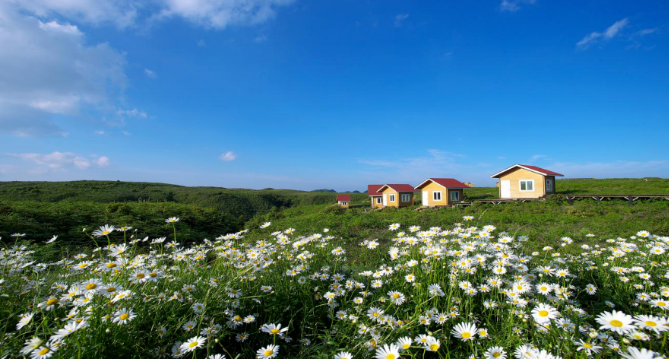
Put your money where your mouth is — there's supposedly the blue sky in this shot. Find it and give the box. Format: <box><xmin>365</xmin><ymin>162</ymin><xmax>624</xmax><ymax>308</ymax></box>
<box><xmin>1</xmin><ymin>0</ymin><xmax>668</xmax><ymax>191</ymax></box>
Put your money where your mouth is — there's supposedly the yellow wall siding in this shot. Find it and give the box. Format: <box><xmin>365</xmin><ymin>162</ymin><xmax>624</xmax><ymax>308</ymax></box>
<box><xmin>337</xmin><ymin>201</ymin><xmax>350</xmax><ymax>209</ymax></box>
<box><xmin>378</xmin><ymin>188</ymin><xmax>414</xmax><ymax>208</ymax></box>
<box><xmin>421</xmin><ymin>182</ymin><xmax>448</xmax><ymax>206</ymax></box>
<box><xmin>370</xmin><ymin>196</ymin><xmax>384</xmax><ymax>208</ymax></box>
<box><xmin>497</xmin><ymin>168</ymin><xmax>547</xmax><ymax>198</ymax></box>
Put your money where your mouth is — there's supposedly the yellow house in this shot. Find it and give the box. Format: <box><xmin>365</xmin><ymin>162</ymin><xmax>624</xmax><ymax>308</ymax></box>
<box><xmin>368</xmin><ymin>184</ymin><xmax>385</xmax><ymax>208</ymax></box>
<box><xmin>491</xmin><ymin>164</ymin><xmax>564</xmax><ymax>199</ymax></box>
<box><xmin>376</xmin><ymin>184</ymin><xmax>415</xmax><ymax>208</ymax></box>
<box><xmin>415</xmin><ymin>178</ymin><xmax>469</xmax><ymax>207</ymax></box>
<box><xmin>336</xmin><ymin>195</ymin><xmax>350</xmax><ymax>208</ymax></box>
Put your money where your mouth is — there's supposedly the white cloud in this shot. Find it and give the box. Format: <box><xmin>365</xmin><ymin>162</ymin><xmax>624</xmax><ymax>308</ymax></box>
<box><xmin>153</xmin><ymin>0</ymin><xmax>296</xmax><ymax>29</ymax></box>
<box><xmin>254</xmin><ymin>35</ymin><xmax>268</xmax><ymax>43</ymax></box>
<box><xmin>219</xmin><ymin>151</ymin><xmax>237</xmax><ymax>161</ymax></box>
<box><xmin>197</xmin><ymin>39</ymin><xmax>207</xmax><ymax>47</ymax></box>
<box><xmin>95</xmin><ymin>156</ymin><xmax>111</xmax><ymax>167</ymax></box>
<box><xmin>394</xmin><ymin>13</ymin><xmax>409</xmax><ymax>27</ymax></box>
<box><xmin>577</xmin><ymin>18</ymin><xmax>628</xmax><ymax>49</ymax></box>
<box><xmin>95</xmin><ymin>130</ymin><xmax>106</xmax><ymax>135</ymax></box>
<box><xmin>122</xmin><ymin>130</ymin><xmax>132</xmax><ymax>136</ymax></box>
<box><xmin>499</xmin><ymin>0</ymin><xmax>536</xmax><ymax>12</ymax></box>
<box><xmin>9</xmin><ymin>0</ymin><xmax>139</xmax><ymax>28</ymax></box>
<box><xmin>144</xmin><ymin>68</ymin><xmax>156</xmax><ymax>78</ymax></box>
<box><xmin>0</xmin><ymin>3</ymin><xmax>128</xmax><ymax>137</ymax></box>
<box><xmin>530</xmin><ymin>154</ymin><xmax>547</xmax><ymax>161</ymax></box>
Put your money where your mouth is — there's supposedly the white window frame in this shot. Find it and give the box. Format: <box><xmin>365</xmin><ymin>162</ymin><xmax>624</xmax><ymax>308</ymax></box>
<box><xmin>389</xmin><ymin>194</ymin><xmax>396</xmax><ymax>202</ymax></box>
<box><xmin>376</xmin><ymin>197</ymin><xmax>382</xmax><ymax>204</ymax></box>
<box><xmin>433</xmin><ymin>191</ymin><xmax>443</xmax><ymax>201</ymax></box>
<box><xmin>546</xmin><ymin>179</ymin><xmax>553</xmax><ymax>192</ymax></box>
<box><xmin>342</xmin><ymin>201</ymin><xmax>347</xmax><ymax>205</ymax></box>
<box><xmin>519</xmin><ymin>180</ymin><xmax>535</xmax><ymax>192</ymax></box>
<box><xmin>450</xmin><ymin>191</ymin><xmax>460</xmax><ymax>201</ymax></box>
<box><xmin>401</xmin><ymin>194</ymin><xmax>411</xmax><ymax>203</ymax></box>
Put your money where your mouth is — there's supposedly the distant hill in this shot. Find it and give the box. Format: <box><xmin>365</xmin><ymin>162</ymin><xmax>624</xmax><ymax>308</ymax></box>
<box><xmin>311</xmin><ymin>189</ymin><xmax>337</xmax><ymax>193</ymax></box>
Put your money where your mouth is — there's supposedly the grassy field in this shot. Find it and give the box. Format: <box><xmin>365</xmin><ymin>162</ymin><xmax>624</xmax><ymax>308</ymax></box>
<box><xmin>1</xmin><ymin>179</ymin><xmax>668</xmax><ymax>359</ymax></box>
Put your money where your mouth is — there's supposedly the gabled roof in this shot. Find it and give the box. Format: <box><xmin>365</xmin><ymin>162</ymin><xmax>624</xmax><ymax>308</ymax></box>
<box><xmin>336</xmin><ymin>195</ymin><xmax>351</xmax><ymax>201</ymax></box>
<box><xmin>377</xmin><ymin>184</ymin><xmax>415</xmax><ymax>193</ymax></box>
<box><xmin>415</xmin><ymin>178</ymin><xmax>469</xmax><ymax>190</ymax></box>
<box><xmin>367</xmin><ymin>184</ymin><xmax>383</xmax><ymax>196</ymax></box>
<box><xmin>491</xmin><ymin>164</ymin><xmax>564</xmax><ymax>178</ymax></box>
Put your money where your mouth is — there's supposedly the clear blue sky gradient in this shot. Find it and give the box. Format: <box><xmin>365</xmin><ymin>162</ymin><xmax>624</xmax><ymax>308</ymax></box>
<box><xmin>1</xmin><ymin>0</ymin><xmax>668</xmax><ymax>190</ymax></box>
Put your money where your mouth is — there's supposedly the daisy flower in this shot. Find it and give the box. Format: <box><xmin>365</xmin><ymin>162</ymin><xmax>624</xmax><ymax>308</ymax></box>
<box><xmin>375</xmin><ymin>344</ymin><xmax>400</xmax><ymax>359</ymax></box>
<box><xmin>334</xmin><ymin>352</ymin><xmax>353</xmax><ymax>359</ymax></box>
<box><xmin>256</xmin><ymin>344</ymin><xmax>279</xmax><ymax>358</ymax></box>
<box><xmin>596</xmin><ymin>310</ymin><xmax>636</xmax><ymax>334</ymax></box>
<box><xmin>452</xmin><ymin>322</ymin><xmax>478</xmax><ymax>341</ymax></box>
<box><xmin>261</xmin><ymin>323</ymin><xmax>288</xmax><ymax>336</ymax></box>
<box><xmin>484</xmin><ymin>346</ymin><xmax>506</xmax><ymax>359</ymax></box>
<box><xmin>112</xmin><ymin>308</ymin><xmax>136</xmax><ymax>325</ymax></box>
<box><xmin>531</xmin><ymin>303</ymin><xmax>559</xmax><ymax>324</ymax></box>
<box><xmin>180</xmin><ymin>336</ymin><xmax>206</xmax><ymax>353</ymax></box>
<box><xmin>633</xmin><ymin>315</ymin><xmax>667</xmax><ymax>333</ymax></box>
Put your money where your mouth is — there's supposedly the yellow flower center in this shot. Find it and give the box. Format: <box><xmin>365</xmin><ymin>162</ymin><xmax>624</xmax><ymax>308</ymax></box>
<box><xmin>46</xmin><ymin>298</ymin><xmax>58</xmax><ymax>305</ymax></box>
<box><xmin>270</xmin><ymin>328</ymin><xmax>280</xmax><ymax>334</ymax></box>
<box><xmin>106</xmin><ymin>287</ymin><xmax>116</xmax><ymax>292</ymax></box>
<box><xmin>610</xmin><ymin>320</ymin><xmax>623</xmax><ymax>327</ymax></box>
<box><xmin>86</xmin><ymin>283</ymin><xmax>97</xmax><ymax>290</ymax></box>
<box><xmin>264</xmin><ymin>350</ymin><xmax>274</xmax><ymax>356</ymax></box>
<box><xmin>386</xmin><ymin>355</ymin><xmax>396</xmax><ymax>359</ymax></box>
<box><xmin>493</xmin><ymin>353</ymin><xmax>501</xmax><ymax>358</ymax></box>
<box><xmin>430</xmin><ymin>344</ymin><xmax>439</xmax><ymax>351</ymax></box>
<box><xmin>106</xmin><ymin>262</ymin><xmax>117</xmax><ymax>268</ymax></box>
<box><xmin>39</xmin><ymin>348</ymin><xmax>50</xmax><ymax>355</ymax></box>
<box><xmin>136</xmin><ymin>273</ymin><xmax>145</xmax><ymax>279</ymax></box>
<box><xmin>462</xmin><ymin>332</ymin><xmax>471</xmax><ymax>339</ymax></box>
<box><xmin>189</xmin><ymin>341</ymin><xmax>199</xmax><ymax>348</ymax></box>
<box><xmin>583</xmin><ymin>343</ymin><xmax>592</xmax><ymax>348</ymax></box>
<box><xmin>402</xmin><ymin>344</ymin><xmax>410</xmax><ymax>349</ymax></box>
<box><xmin>119</xmin><ymin>313</ymin><xmax>129</xmax><ymax>320</ymax></box>
<box><xmin>645</xmin><ymin>321</ymin><xmax>657</xmax><ymax>327</ymax></box>
<box><xmin>539</xmin><ymin>310</ymin><xmax>549</xmax><ymax>317</ymax></box>
<box><xmin>102</xmin><ymin>231</ymin><xmax>110</xmax><ymax>235</ymax></box>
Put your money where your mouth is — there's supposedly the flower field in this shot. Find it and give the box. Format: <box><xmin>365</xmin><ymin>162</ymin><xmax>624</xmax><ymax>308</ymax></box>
<box><xmin>1</xmin><ymin>217</ymin><xmax>668</xmax><ymax>359</ymax></box>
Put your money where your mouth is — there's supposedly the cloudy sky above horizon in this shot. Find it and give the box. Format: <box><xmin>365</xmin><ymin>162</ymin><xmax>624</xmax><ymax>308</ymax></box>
<box><xmin>1</xmin><ymin>0</ymin><xmax>668</xmax><ymax>191</ymax></box>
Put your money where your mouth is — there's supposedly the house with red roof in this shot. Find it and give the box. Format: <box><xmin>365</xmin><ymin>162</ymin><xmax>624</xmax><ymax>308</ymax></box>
<box><xmin>491</xmin><ymin>164</ymin><xmax>564</xmax><ymax>199</ymax></box>
<box><xmin>376</xmin><ymin>184</ymin><xmax>415</xmax><ymax>208</ymax></box>
<box><xmin>336</xmin><ymin>194</ymin><xmax>351</xmax><ymax>209</ymax></box>
<box><xmin>415</xmin><ymin>178</ymin><xmax>469</xmax><ymax>207</ymax></box>
<box><xmin>367</xmin><ymin>184</ymin><xmax>384</xmax><ymax>208</ymax></box>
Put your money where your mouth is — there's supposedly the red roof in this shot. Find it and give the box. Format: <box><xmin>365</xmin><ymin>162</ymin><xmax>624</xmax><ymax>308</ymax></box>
<box><xmin>415</xmin><ymin>178</ymin><xmax>469</xmax><ymax>189</ymax></box>
<box><xmin>378</xmin><ymin>184</ymin><xmax>415</xmax><ymax>193</ymax></box>
<box><xmin>491</xmin><ymin>164</ymin><xmax>564</xmax><ymax>178</ymax></box>
<box><xmin>368</xmin><ymin>184</ymin><xmax>383</xmax><ymax>196</ymax></box>
<box><xmin>336</xmin><ymin>195</ymin><xmax>351</xmax><ymax>201</ymax></box>
<box><xmin>519</xmin><ymin>165</ymin><xmax>564</xmax><ymax>176</ymax></box>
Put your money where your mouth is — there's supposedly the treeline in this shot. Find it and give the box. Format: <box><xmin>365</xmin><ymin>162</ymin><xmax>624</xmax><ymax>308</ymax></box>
<box><xmin>0</xmin><ymin>181</ymin><xmax>368</xmax><ymax>220</ymax></box>
<box><xmin>0</xmin><ymin>201</ymin><xmax>241</xmax><ymax>245</ymax></box>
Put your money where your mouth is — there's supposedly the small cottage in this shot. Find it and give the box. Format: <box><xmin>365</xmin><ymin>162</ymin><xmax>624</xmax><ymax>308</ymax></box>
<box><xmin>336</xmin><ymin>195</ymin><xmax>351</xmax><ymax>208</ymax></box>
<box><xmin>491</xmin><ymin>164</ymin><xmax>564</xmax><ymax>199</ymax></box>
<box><xmin>376</xmin><ymin>184</ymin><xmax>415</xmax><ymax>208</ymax></box>
<box><xmin>367</xmin><ymin>184</ymin><xmax>384</xmax><ymax>208</ymax></box>
<box><xmin>415</xmin><ymin>178</ymin><xmax>469</xmax><ymax>207</ymax></box>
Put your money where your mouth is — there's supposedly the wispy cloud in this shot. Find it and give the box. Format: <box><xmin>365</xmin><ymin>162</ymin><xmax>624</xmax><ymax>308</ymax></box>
<box><xmin>8</xmin><ymin>151</ymin><xmax>111</xmax><ymax>172</ymax></box>
<box><xmin>577</xmin><ymin>18</ymin><xmax>628</xmax><ymax>49</ymax></box>
<box><xmin>394</xmin><ymin>13</ymin><xmax>409</xmax><ymax>27</ymax></box>
<box><xmin>499</xmin><ymin>0</ymin><xmax>536</xmax><ymax>12</ymax></box>
<box><xmin>530</xmin><ymin>154</ymin><xmax>547</xmax><ymax>161</ymax></box>
<box><xmin>254</xmin><ymin>34</ymin><xmax>268</xmax><ymax>43</ymax></box>
<box><xmin>144</xmin><ymin>68</ymin><xmax>156</xmax><ymax>78</ymax></box>
<box><xmin>219</xmin><ymin>151</ymin><xmax>237</xmax><ymax>162</ymax></box>
<box><xmin>94</xmin><ymin>130</ymin><xmax>106</xmax><ymax>135</ymax></box>
<box><xmin>197</xmin><ymin>39</ymin><xmax>206</xmax><ymax>47</ymax></box>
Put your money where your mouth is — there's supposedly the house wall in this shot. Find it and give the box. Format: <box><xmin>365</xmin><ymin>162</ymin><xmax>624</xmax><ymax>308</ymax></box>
<box><xmin>379</xmin><ymin>188</ymin><xmax>414</xmax><ymax>208</ymax></box>
<box><xmin>370</xmin><ymin>196</ymin><xmax>384</xmax><ymax>208</ymax></box>
<box><xmin>497</xmin><ymin>168</ymin><xmax>546</xmax><ymax>198</ymax></box>
<box><xmin>337</xmin><ymin>200</ymin><xmax>350</xmax><ymax>209</ymax></box>
<box><xmin>421</xmin><ymin>181</ymin><xmax>448</xmax><ymax>206</ymax></box>
<box><xmin>448</xmin><ymin>189</ymin><xmax>464</xmax><ymax>203</ymax></box>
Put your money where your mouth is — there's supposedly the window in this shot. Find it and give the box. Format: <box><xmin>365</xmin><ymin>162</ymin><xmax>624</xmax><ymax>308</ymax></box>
<box><xmin>433</xmin><ymin>191</ymin><xmax>442</xmax><ymax>201</ymax></box>
<box><xmin>401</xmin><ymin>194</ymin><xmax>411</xmax><ymax>203</ymax></box>
<box><xmin>546</xmin><ymin>179</ymin><xmax>553</xmax><ymax>192</ymax></box>
<box><xmin>519</xmin><ymin>180</ymin><xmax>534</xmax><ymax>191</ymax></box>
<box><xmin>342</xmin><ymin>201</ymin><xmax>347</xmax><ymax>205</ymax></box>
<box><xmin>450</xmin><ymin>191</ymin><xmax>460</xmax><ymax>201</ymax></box>
<box><xmin>376</xmin><ymin>197</ymin><xmax>382</xmax><ymax>204</ymax></box>
<box><xmin>389</xmin><ymin>194</ymin><xmax>396</xmax><ymax>202</ymax></box>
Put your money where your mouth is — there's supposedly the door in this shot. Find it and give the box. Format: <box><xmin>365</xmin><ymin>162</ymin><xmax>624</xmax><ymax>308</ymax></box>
<box><xmin>422</xmin><ymin>191</ymin><xmax>429</xmax><ymax>206</ymax></box>
<box><xmin>500</xmin><ymin>180</ymin><xmax>511</xmax><ymax>198</ymax></box>
<box><xmin>546</xmin><ymin>179</ymin><xmax>553</xmax><ymax>193</ymax></box>
<box><xmin>382</xmin><ymin>194</ymin><xmax>388</xmax><ymax>206</ymax></box>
